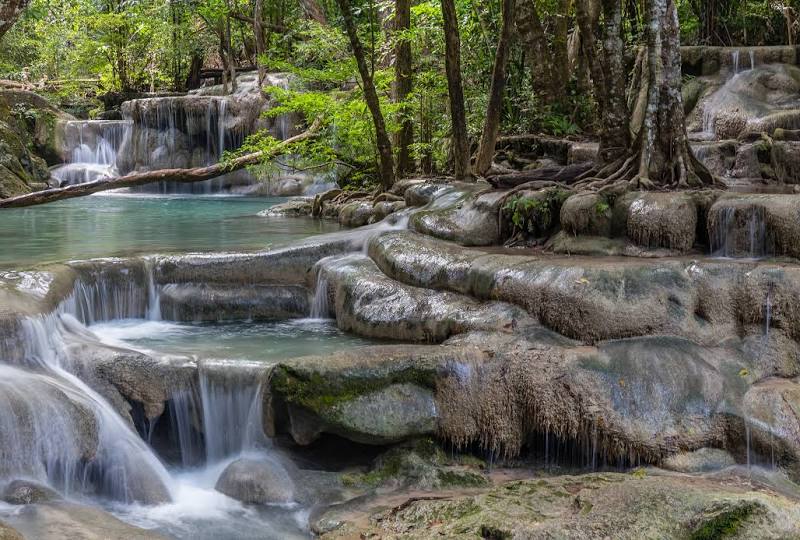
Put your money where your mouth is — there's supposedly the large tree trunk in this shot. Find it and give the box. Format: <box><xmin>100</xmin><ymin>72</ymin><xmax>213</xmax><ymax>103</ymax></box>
<box><xmin>0</xmin><ymin>0</ymin><xmax>29</xmax><ymax>40</ymax></box>
<box><xmin>0</xmin><ymin>120</ymin><xmax>321</xmax><ymax>209</ymax></box>
<box><xmin>394</xmin><ymin>0</ymin><xmax>413</xmax><ymax>177</ymax></box>
<box><xmin>475</xmin><ymin>0</ymin><xmax>515</xmax><ymax>176</ymax></box>
<box><xmin>440</xmin><ymin>0</ymin><xmax>471</xmax><ymax>180</ymax></box>
<box><xmin>298</xmin><ymin>0</ymin><xmax>327</xmax><ymax>25</ymax></box>
<box><xmin>575</xmin><ymin>0</ymin><xmax>629</xmax><ymax>164</ymax></box>
<box><xmin>336</xmin><ymin>0</ymin><xmax>395</xmax><ymax>190</ymax></box>
<box><xmin>577</xmin><ymin>0</ymin><xmax>714</xmax><ymax>190</ymax></box>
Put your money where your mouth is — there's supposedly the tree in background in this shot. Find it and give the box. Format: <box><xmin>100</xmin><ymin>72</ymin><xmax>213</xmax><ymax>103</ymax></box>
<box><xmin>474</xmin><ymin>0</ymin><xmax>514</xmax><ymax>176</ymax></box>
<box><xmin>335</xmin><ymin>0</ymin><xmax>395</xmax><ymax>189</ymax></box>
<box><xmin>440</xmin><ymin>0</ymin><xmax>470</xmax><ymax>180</ymax></box>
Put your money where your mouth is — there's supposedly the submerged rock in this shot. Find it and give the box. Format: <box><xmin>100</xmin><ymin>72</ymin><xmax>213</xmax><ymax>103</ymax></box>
<box><xmin>215</xmin><ymin>456</ymin><xmax>295</xmax><ymax>505</ymax></box>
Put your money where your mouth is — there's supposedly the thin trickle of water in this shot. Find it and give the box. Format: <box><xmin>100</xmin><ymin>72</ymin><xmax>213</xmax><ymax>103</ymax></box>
<box><xmin>310</xmin><ymin>273</ymin><xmax>330</xmax><ymax>319</ymax></box>
<box><xmin>711</xmin><ymin>206</ymin><xmax>768</xmax><ymax>258</ymax></box>
<box><xmin>198</xmin><ymin>367</ymin><xmax>266</xmax><ymax>464</ymax></box>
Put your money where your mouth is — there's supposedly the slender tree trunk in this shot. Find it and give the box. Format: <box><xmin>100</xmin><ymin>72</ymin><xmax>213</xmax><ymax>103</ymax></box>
<box><xmin>225</xmin><ymin>8</ymin><xmax>237</xmax><ymax>92</ymax></box>
<box><xmin>475</xmin><ymin>0</ymin><xmax>515</xmax><ymax>176</ymax></box>
<box><xmin>336</xmin><ymin>0</ymin><xmax>395</xmax><ymax>190</ymax></box>
<box><xmin>550</xmin><ymin>0</ymin><xmax>570</xmax><ymax>98</ymax></box>
<box><xmin>298</xmin><ymin>0</ymin><xmax>327</xmax><ymax>24</ymax></box>
<box><xmin>598</xmin><ymin>0</ymin><xmax>629</xmax><ymax>162</ymax></box>
<box><xmin>516</xmin><ymin>0</ymin><xmax>555</xmax><ymax>106</ymax></box>
<box><xmin>394</xmin><ymin>0</ymin><xmax>413</xmax><ymax>177</ymax></box>
<box><xmin>440</xmin><ymin>0</ymin><xmax>471</xmax><ymax>179</ymax></box>
<box><xmin>254</xmin><ymin>0</ymin><xmax>266</xmax><ymax>85</ymax></box>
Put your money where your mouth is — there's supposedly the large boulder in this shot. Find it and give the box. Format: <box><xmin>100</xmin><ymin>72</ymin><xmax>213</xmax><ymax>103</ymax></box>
<box><xmin>560</xmin><ymin>192</ymin><xmax>612</xmax><ymax>237</ymax></box>
<box><xmin>215</xmin><ymin>456</ymin><xmax>295</xmax><ymax>505</ymax></box>
<box><xmin>621</xmin><ymin>192</ymin><xmax>699</xmax><ymax>253</ymax></box>
<box><xmin>742</xmin><ymin>378</ymin><xmax>800</xmax><ymax>477</ymax></box>
<box><xmin>319</xmin><ymin>254</ymin><xmax>531</xmax><ymax>342</ymax></box>
<box><xmin>271</xmin><ymin>344</ymin><xmax>481</xmax><ymax>445</ymax></box>
<box><xmin>410</xmin><ymin>187</ymin><xmax>503</xmax><ymax>246</ymax></box>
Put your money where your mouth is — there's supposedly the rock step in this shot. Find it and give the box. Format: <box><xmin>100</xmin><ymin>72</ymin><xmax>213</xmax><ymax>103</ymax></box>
<box><xmin>317</xmin><ymin>253</ymin><xmax>532</xmax><ymax>342</ymax></box>
<box><xmin>367</xmin><ymin>229</ymin><xmax>800</xmax><ymax>353</ymax></box>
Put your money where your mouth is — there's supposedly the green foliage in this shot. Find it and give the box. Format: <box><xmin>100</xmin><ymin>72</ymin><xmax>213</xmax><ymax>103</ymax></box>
<box><xmin>502</xmin><ymin>189</ymin><xmax>570</xmax><ymax>238</ymax></box>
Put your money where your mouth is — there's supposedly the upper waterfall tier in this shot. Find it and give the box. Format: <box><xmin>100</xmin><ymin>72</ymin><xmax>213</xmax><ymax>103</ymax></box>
<box><xmin>51</xmin><ymin>73</ymin><xmax>302</xmax><ymax>193</ymax></box>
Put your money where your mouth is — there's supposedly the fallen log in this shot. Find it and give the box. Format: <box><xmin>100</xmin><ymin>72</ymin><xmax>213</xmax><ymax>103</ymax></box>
<box><xmin>488</xmin><ymin>162</ymin><xmax>594</xmax><ymax>189</ymax></box>
<box><xmin>0</xmin><ymin>119</ymin><xmax>321</xmax><ymax>209</ymax></box>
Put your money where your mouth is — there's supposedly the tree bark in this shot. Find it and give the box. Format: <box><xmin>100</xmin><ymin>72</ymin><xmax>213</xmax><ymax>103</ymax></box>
<box><xmin>475</xmin><ymin>0</ymin><xmax>515</xmax><ymax>176</ymax></box>
<box><xmin>0</xmin><ymin>120</ymin><xmax>322</xmax><ymax>209</ymax></box>
<box><xmin>516</xmin><ymin>0</ymin><xmax>554</xmax><ymax>105</ymax></box>
<box><xmin>577</xmin><ymin>0</ymin><xmax>714</xmax><ymax>190</ymax></box>
<box><xmin>335</xmin><ymin>0</ymin><xmax>395</xmax><ymax>190</ymax></box>
<box><xmin>254</xmin><ymin>0</ymin><xmax>266</xmax><ymax>85</ymax></box>
<box><xmin>394</xmin><ymin>0</ymin><xmax>413</xmax><ymax>177</ymax></box>
<box><xmin>440</xmin><ymin>0</ymin><xmax>471</xmax><ymax>179</ymax></box>
<box><xmin>575</xmin><ymin>0</ymin><xmax>629</xmax><ymax>164</ymax></box>
<box><xmin>0</xmin><ymin>0</ymin><xmax>29</xmax><ymax>41</ymax></box>
<box><xmin>298</xmin><ymin>0</ymin><xmax>327</xmax><ymax>25</ymax></box>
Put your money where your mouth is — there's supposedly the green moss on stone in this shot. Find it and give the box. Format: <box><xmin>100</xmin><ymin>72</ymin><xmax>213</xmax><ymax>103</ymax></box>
<box><xmin>690</xmin><ymin>502</ymin><xmax>761</xmax><ymax>540</ymax></box>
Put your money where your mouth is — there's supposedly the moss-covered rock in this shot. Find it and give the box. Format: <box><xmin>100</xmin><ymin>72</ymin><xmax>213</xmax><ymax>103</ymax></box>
<box><xmin>318</xmin><ymin>470</ymin><xmax>800</xmax><ymax>539</ymax></box>
<box><xmin>0</xmin><ymin>89</ymin><xmax>71</xmax><ymax>197</ymax></box>
<box><xmin>342</xmin><ymin>439</ymin><xmax>488</xmax><ymax>490</ymax></box>
<box><xmin>560</xmin><ymin>192</ymin><xmax>613</xmax><ymax>237</ymax></box>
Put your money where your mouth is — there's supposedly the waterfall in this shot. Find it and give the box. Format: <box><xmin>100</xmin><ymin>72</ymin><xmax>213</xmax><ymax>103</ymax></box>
<box><xmin>2</xmin><ymin>313</ymin><xmax>175</xmax><ymax>504</ymax></box>
<box><xmin>199</xmin><ymin>367</ymin><xmax>266</xmax><ymax>463</ymax></box>
<box><xmin>52</xmin><ymin>120</ymin><xmax>131</xmax><ymax>187</ymax></box>
<box><xmin>64</xmin><ymin>262</ymin><xmax>162</xmax><ymax>324</ymax></box>
<box><xmin>310</xmin><ymin>272</ymin><xmax>330</xmax><ymax>319</ymax></box>
<box><xmin>711</xmin><ymin>205</ymin><xmax>768</xmax><ymax>258</ymax></box>
<box><xmin>160</xmin><ymin>364</ymin><xmax>267</xmax><ymax>467</ymax></box>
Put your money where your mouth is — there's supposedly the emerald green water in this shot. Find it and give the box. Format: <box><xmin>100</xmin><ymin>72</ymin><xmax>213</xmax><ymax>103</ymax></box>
<box><xmin>0</xmin><ymin>194</ymin><xmax>338</xmax><ymax>269</ymax></box>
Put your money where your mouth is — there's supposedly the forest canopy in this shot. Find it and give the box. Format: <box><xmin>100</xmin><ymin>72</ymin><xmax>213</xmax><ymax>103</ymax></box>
<box><xmin>0</xmin><ymin>0</ymin><xmax>798</xmax><ymax>189</ymax></box>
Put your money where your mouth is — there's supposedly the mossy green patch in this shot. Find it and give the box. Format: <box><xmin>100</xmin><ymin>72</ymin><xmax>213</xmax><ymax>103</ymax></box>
<box><xmin>689</xmin><ymin>501</ymin><xmax>762</xmax><ymax>540</ymax></box>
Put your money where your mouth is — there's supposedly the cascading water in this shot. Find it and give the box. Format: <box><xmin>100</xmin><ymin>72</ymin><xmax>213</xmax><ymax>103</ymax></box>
<box><xmin>51</xmin><ymin>120</ymin><xmax>131</xmax><ymax>187</ymax></box>
<box><xmin>710</xmin><ymin>205</ymin><xmax>768</xmax><ymax>258</ymax></box>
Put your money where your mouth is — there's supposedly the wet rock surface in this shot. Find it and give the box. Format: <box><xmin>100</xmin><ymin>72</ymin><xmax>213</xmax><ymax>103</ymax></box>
<box><xmin>2</xmin><ymin>480</ymin><xmax>61</xmax><ymax>505</ymax></box>
<box><xmin>6</xmin><ymin>502</ymin><xmax>167</xmax><ymax>540</ymax></box>
<box><xmin>317</xmin><ymin>470</ymin><xmax>800</xmax><ymax>539</ymax></box>
<box><xmin>215</xmin><ymin>456</ymin><xmax>296</xmax><ymax>505</ymax></box>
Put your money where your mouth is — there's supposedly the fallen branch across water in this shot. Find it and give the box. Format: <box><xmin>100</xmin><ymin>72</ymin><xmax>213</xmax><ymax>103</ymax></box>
<box><xmin>0</xmin><ymin>118</ymin><xmax>322</xmax><ymax>209</ymax></box>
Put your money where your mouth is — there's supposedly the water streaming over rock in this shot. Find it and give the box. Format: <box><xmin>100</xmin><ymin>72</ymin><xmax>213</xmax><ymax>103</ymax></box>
<box><xmin>710</xmin><ymin>205</ymin><xmax>768</xmax><ymax>258</ymax></box>
<box><xmin>51</xmin><ymin>120</ymin><xmax>131</xmax><ymax>186</ymax></box>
